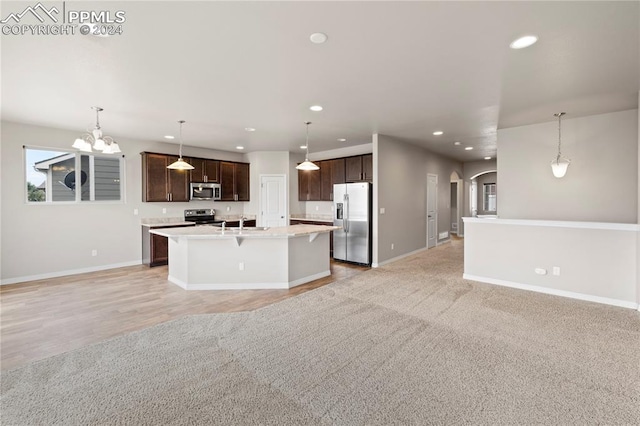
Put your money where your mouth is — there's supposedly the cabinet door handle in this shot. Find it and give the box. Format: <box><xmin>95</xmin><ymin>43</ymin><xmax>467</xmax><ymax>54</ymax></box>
<box><xmin>204</xmin><ymin>175</ymin><xmax>208</xmax><ymax>182</ymax></box>
<box><xmin>167</xmin><ymin>193</ymin><xmax>170</xmax><ymax>201</ymax></box>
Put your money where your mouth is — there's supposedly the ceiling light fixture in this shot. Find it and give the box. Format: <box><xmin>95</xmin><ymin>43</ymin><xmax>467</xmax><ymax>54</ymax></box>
<box><xmin>310</xmin><ymin>32</ymin><xmax>328</xmax><ymax>44</ymax></box>
<box><xmin>551</xmin><ymin>112</ymin><xmax>570</xmax><ymax>178</ymax></box>
<box><xmin>337</xmin><ymin>138</ymin><xmax>346</xmax><ymax>142</ymax></box>
<box><xmin>296</xmin><ymin>121</ymin><xmax>319</xmax><ymax>171</ymax></box>
<box><xmin>309</xmin><ymin>105</ymin><xmax>323</xmax><ymax>112</ymax></box>
<box><xmin>300</xmin><ymin>145</ymin><xmax>307</xmax><ymax>149</ymax></box>
<box><xmin>454</xmin><ymin>141</ymin><xmax>461</xmax><ymax>146</ymax></box>
<box><xmin>164</xmin><ymin>135</ymin><xmax>175</xmax><ymax>140</ymax></box>
<box><xmin>166</xmin><ymin>120</ymin><xmax>194</xmax><ymax>170</ymax></box>
<box><xmin>433</xmin><ymin>131</ymin><xmax>444</xmax><ymax>136</ymax></box>
<box><xmin>510</xmin><ymin>35</ymin><xmax>538</xmax><ymax>49</ymax></box>
<box><xmin>72</xmin><ymin>107</ymin><xmax>121</xmax><ymax>154</ymax></box>
<box><xmin>484</xmin><ymin>157</ymin><xmax>492</xmax><ymax>160</ymax></box>
<box><xmin>244</xmin><ymin>127</ymin><xmax>256</xmax><ymax>132</ymax></box>
<box><xmin>465</xmin><ymin>147</ymin><xmax>473</xmax><ymax>151</ymax></box>
<box><xmin>236</xmin><ymin>146</ymin><xmax>244</xmax><ymax>150</ymax></box>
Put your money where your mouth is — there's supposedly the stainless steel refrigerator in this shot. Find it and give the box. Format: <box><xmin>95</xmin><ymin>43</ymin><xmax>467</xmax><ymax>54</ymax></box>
<box><xmin>333</xmin><ymin>182</ymin><xmax>372</xmax><ymax>265</ymax></box>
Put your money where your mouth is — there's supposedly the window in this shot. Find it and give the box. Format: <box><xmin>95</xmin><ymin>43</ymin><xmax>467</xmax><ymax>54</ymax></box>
<box><xmin>483</xmin><ymin>183</ymin><xmax>496</xmax><ymax>212</ymax></box>
<box><xmin>25</xmin><ymin>147</ymin><xmax>124</xmax><ymax>203</ymax></box>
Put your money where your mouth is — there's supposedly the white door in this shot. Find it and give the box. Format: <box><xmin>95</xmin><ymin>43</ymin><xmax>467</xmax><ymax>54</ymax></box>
<box><xmin>427</xmin><ymin>174</ymin><xmax>438</xmax><ymax>249</ymax></box>
<box><xmin>260</xmin><ymin>175</ymin><xmax>287</xmax><ymax>227</ymax></box>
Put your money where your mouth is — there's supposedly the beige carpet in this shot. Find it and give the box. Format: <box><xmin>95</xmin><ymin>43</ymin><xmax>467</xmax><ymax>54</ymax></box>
<box><xmin>2</xmin><ymin>239</ymin><xmax>639</xmax><ymax>425</ymax></box>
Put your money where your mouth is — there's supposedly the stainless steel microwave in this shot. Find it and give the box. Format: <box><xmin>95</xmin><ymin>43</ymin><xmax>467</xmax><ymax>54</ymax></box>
<box><xmin>190</xmin><ymin>182</ymin><xmax>221</xmax><ymax>201</ymax></box>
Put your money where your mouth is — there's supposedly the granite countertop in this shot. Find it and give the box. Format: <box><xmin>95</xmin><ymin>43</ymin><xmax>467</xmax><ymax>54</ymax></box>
<box><xmin>141</xmin><ymin>217</ymin><xmax>196</xmax><ymax>228</ymax></box>
<box><xmin>216</xmin><ymin>214</ymin><xmax>257</xmax><ymax>221</ymax></box>
<box><xmin>151</xmin><ymin>224</ymin><xmax>340</xmax><ymax>239</ymax></box>
<box><xmin>290</xmin><ymin>214</ymin><xmax>333</xmax><ymax>223</ymax></box>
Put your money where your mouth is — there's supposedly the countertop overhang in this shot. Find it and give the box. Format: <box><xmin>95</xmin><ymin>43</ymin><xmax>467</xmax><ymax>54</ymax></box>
<box><xmin>151</xmin><ymin>224</ymin><xmax>341</xmax><ymax>240</ymax></box>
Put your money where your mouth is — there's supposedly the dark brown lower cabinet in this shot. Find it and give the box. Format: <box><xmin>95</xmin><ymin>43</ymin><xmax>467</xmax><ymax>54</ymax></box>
<box><xmin>142</xmin><ymin>225</ymin><xmax>193</xmax><ymax>267</ymax></box>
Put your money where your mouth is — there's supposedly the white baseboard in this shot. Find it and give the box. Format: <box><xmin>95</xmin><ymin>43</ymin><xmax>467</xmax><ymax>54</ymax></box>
<box><xmin>168</xmin><ymin>270</ymin><xmax>331</xmax><ymax>291</ymax></box>
<box><xmin>372</xmin><ymin>247</ymin><xmax>428</xmax><ymax>268</ymax></box>
<box><xmin>463</xmin><ymin>274</ymin><xmax>639</xmax><ymax>310</ymax></box>
<box><xmin>0</xmin><ymin>261</ymin><xmax>142</xmax><ymax>286</ymax></box>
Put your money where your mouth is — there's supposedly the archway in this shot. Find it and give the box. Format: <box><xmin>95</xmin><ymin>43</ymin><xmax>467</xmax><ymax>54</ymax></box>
<box><xmin>450</xmin><ymin>171</ymin><xmax>462</xmax><ymax>235</ymax></box>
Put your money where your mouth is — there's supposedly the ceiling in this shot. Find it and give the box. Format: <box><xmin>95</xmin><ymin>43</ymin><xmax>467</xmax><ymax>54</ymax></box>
<box><xmin>1</xmin><ymin>1</ymin><xmax>638</xmax><ymax>162</ymax></box>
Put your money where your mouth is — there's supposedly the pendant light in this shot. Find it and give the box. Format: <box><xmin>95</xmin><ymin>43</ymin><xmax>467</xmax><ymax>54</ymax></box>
<box><xmin>72</xmin><ymin>106</ymin><xmax>121</xmax><ymax>154</ymax></box>
<box><xmin>296</xmin><ymin>121</ymin><xmax>319</xmax><ymax>171</ymax></box>
<box><xmin>167</xmin><ymin>120</ymin><xmax>195</xmax><ymax>170</ymax></box>
<box><xmin>550</xmin><ymin>112</ymin><xmax>570</xmax><ymax>178</ymax></box>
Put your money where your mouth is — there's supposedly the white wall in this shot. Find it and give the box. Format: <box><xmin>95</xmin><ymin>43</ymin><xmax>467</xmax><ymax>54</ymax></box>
<box><xmin>374</xmin><ymin>134</ymin><xmax>463</xmax><ymax>265</ymax></box>
<box><xmin>497</xmin><ymin>109</ymin><xmax>638</xmax><ymax>223</ymax></box>
<box><xmin>0</xmin><ymin>121</ymin><xmax>246</xmax><ymax>283</ymax></box>
<box><xmin>244</xmin><ymin>151</ymin><xmax>291</xmax><ymax>224</ymax></box>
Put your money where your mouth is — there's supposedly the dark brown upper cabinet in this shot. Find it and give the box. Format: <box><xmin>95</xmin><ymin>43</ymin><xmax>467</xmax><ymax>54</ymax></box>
<box><xmin>190</xmin><ymin>159</ymin><xmax>219</xmax><ymax>183</ymax></box>
<box><xmin>345</xmin><ymin>154</ymin><xmax>373</xmax><ymax>182</ymax></box>
<box><xmin>141</xmin><ymin>152</ymin><xmax>190</xmax><ymax>202</ymax></box>
<box><xmin>220</xmin><ymin>161</ymin><xmax>250</xmax><ymax>201</ymax></box>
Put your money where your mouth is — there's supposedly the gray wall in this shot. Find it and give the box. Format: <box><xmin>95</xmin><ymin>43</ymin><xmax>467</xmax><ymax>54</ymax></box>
<box><xmin>497</xmin><ymin>109</ymin><xmax>638</xmax><ymax>223</ymax></box>
<box><xmin>1</xmin><ymin>121</ymin><xmax>246</xmax><ymax>283</ymax></box>
<box><xmin>374</xmin><ymin>134</ymin><xmax>463</xmax><ymax>265</ymax></box>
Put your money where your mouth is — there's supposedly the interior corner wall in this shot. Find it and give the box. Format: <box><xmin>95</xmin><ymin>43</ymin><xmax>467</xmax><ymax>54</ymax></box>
<box><xmin>375</xmin><ymin>134</ymin><xmax>462</xmax><ymax>265</ymax></box>
<box><xmin>0</xmin><ymin>121</ymin><xmax>245</xmax><ymax>283</ymax></box>
<box><xmin>497</xmin><ymin>109</ymin><xmax>638</xmax><ymax>223</ymax></box>
<box><xmin>244</xmin><ymin>151</ymin><xmax>291</xmax><ymax>224</ymax></box>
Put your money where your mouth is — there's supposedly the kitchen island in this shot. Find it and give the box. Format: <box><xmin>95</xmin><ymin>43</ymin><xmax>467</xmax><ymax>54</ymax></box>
<box><xmin>150</xmin><ymin>224</ymin><xmax>340</xmax><ymax>290</ymax></box>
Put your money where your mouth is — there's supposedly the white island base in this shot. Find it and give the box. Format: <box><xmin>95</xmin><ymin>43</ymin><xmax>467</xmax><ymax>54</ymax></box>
<box><xmin>151</xmin><ymin>225</ymin><xmax>337</xmax><ymax>290</ymax></box>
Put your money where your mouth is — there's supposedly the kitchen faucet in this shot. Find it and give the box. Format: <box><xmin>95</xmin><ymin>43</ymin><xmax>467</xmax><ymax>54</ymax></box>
<box><xmin>221</xmin><ymin>221</ymin><xmax>226</xmax><ymax>231</ymax></box>
<box><xmin>239</xmin><ymin>216</ymin><xmax>246</xmax><ymax>230</ymax></box>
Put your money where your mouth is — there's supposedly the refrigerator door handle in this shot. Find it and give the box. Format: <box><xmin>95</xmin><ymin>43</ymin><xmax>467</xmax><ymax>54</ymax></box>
<box><xmin>344</xmin><ymin>193</ymin><xmax>349</xmax><ymax>233</ymax></box>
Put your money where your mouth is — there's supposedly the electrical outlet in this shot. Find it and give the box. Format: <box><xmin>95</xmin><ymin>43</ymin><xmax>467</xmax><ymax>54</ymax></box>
<box><xmin>535</xmin><ymin>268</ymin><xmax>547</xmax><ymax>275</ymax></box>
<box><xmin>226</xmin><ymin>206</ymin><xmax>231</xmax><ymax>212</ymax></box>
<box><xmin>315</xmin><ymin>205</ymin><xmax>319</xmax><ymax>211</ymax></box>
<box><xmin>553</xmin><ymin>267</ymin><xmax>561</xmax><ymax>276</ymax></box>
<box><xmin>133</xmin><ymin>209</ymin><xmax>139</xmax><ymax>216</ymax></box>
<box><xmin>91</xmin><ymin>249</ymin><xmax>98</xmax><ymax>257</ymax></box>
<box><xmin>162</xmin><ymin>208</ymin><xmax>167</xmax><ymax>214</ymax></box>
<box><xmin>239</xmin><ymin>262</ymin><xmax>245</xmax><ymax>271</ymax></box>
<box><xmin>380</xmin><ymin>207</ymin><xmax>385</xmax><ymax>214</ymax></box>
<box><xmin>391</xmin><ymin>243</ymin><xmax>394</xmax><ymax>250</ymax></box>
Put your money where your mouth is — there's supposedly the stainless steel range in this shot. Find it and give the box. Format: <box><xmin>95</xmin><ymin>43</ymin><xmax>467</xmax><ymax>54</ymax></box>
<box><xmin>184</xmin><ymin>209</ymin><xmax>224</xmax><ymax>225</ymax></box>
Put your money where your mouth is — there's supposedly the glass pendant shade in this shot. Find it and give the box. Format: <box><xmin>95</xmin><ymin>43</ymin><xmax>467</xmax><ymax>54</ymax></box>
<box><xmin>93</xmin><ymin>138</ymin><xmax>106</xmax><ymax>151</ymax></box>
<box><xmin>295</xmin><ymin>121</ymin><xmax>319</xmax><ymax>171</ymax></box>
<box><xmin>110</xmin><ymin>142</ymin><xmax>121</xmax><ymax>153</ymax></box>
<box><xmin>167</xmin><ymin>157</ymin><xmax>195</xmax><ymax>170</ymax></box>
<box><xmin>72</xmin><ymin>138</ymin><xmax>86</xmax><ymax>150</ymax></box>
<box><xmin>167</xmin><ymin>120</ymin><xmax>195</xmax><ymax>170</ymax></box>
<box><xmin>551</xmin><ymin>157</ymin><xmax>570</xmax><ymax>178</ymax></box>
<box><xmin>297</xmin><ymin>159</ymin><xmax>320</xmax><ymax>171</ymax></box>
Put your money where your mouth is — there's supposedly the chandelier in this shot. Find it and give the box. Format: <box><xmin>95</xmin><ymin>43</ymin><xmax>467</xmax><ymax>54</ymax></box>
<box><xmin>72</xmin><ymin>107</ymin><xmax>121</xmax><ymax>154</ymax></box>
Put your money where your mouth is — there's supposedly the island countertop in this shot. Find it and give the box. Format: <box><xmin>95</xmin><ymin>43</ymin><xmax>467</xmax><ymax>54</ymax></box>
<box><xmin>151</xmin><ymin>224</ymin><xmax>340</xmax><ymax>239</ymax></box>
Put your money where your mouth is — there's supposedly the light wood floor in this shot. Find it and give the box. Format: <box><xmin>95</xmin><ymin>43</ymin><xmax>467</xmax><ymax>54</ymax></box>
<box><xmin>0</xmin><ymin>261</ymin><xmax>368</xmax><ymax>371</ymax></box>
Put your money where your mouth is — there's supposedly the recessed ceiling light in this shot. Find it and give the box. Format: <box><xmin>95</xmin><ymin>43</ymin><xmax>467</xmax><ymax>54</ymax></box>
<box><xmin>337</xmin><ymin>138</ymin><xmax>346</xmax><ymax>142</ymax></box>
<box><xmin>510</xmin><ymin>35</ymin><xmax>538</xmax><ymax>49</ymax></box>
<box><xmin>244</xmin><ymin>127</ymin><xmax>256</xmax><ymax>132</ymax></box>
<box><xmin>310</xmin><ymin>33</ymin><xmax>328</xmax><ymax>44</ymax></box>
<box><xmin>484</xmin><ymin>156</ymin><xmax>492</xmax><ymax>160</ymax></box>
<box><xmin>465</xmin><ymin>147</ymin><xmax>474</xmax><ymax>151</ymax></box>
<box><xmin>310</xmin><ymin>105</ymin><xmax>323</xmax><ymax>112</ymax></box>
<box><xmin>236</xmin><ymin>146</ymin><xmax>244</xmax><ymax>150</ymax></box>
<box><xmin>453</xmin><ymin>141</ymin><xmax>461</xmax><ymax>146</ymax></box>
<box><xmin>164</xmin><ymin>135</ymin><xmax>175</xmax><ymax>140</ymax></box>
<box><xmin>300</xmin><ymin>145</ymin><xmax>307</xmax><ymax>149</ymax></box>
<box><xmin>433</xmin><ymin>131</ymin><xmax>444</xmax><ymax>136</ymax></box>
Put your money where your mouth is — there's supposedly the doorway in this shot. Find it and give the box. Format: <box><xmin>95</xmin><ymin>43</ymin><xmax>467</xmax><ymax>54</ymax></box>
<box><xmin>259</xmin><ymin>175</ymin><xmax>287</xmax><ymax>227</ymax></box>
<box><xmin>427</xmin><ymin>174</ymin><xmax>438</xmax><ymax>249</ymax></box>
